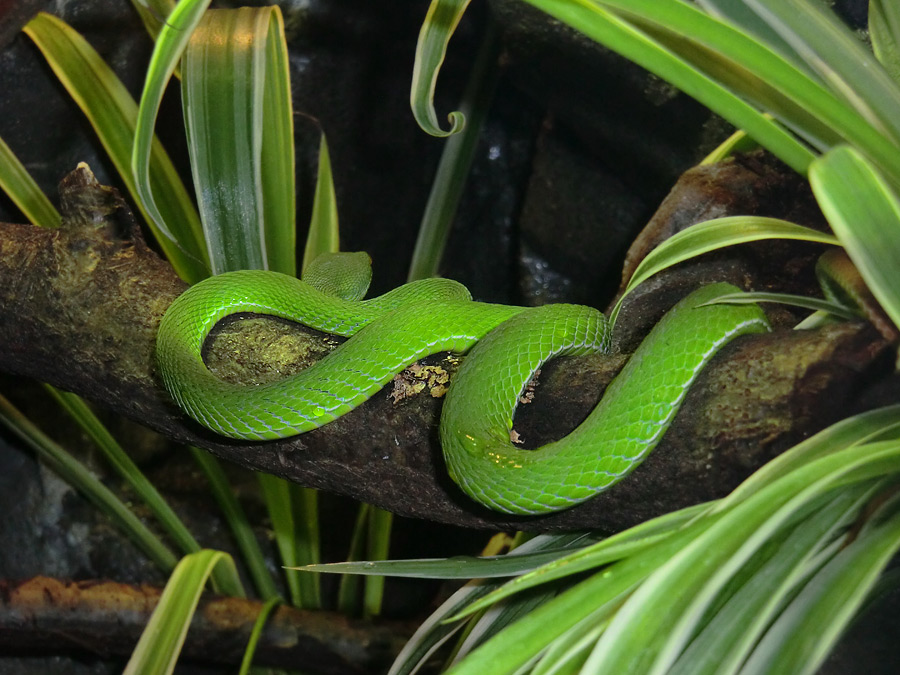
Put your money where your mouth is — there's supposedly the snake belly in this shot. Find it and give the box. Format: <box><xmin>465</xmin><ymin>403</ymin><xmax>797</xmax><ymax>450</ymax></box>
<box><xmin>156</xmin><ymin>271</ymin><xmax>770</xmax><ymax>515</ymax></box>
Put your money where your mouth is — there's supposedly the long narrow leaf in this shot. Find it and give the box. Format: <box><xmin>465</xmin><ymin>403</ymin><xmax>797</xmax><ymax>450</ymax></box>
<box><xmin>410</xmin><ymin>0</ymin><xmax>472</xmax><ymax>136</ymax></box>
<box><xmin>612</xmin><ymin>216</ymin><xmax>840</xmax><ymax>325</ymax></box>
<box><xmin>24</xmin><ymin>12</ymin><xmax>208</xmax><ymax>282</ymax></box>
<box><xmin>871</xmin><ymin>0</ymin><xmax>900</xmax><ymax>85</ymax></box>
<box><xmin>668</xmin><ymin>482</ymin><xmax>878</xmax><ymax>675</ymax></box>
<box><xmin>809</xmin><ymin>146</ymin><xmax>900</xmax><ymax>333</ymax></box>
<box><xmin>697</xmin><ymin>290</ymin><xmax>861</xmax><ymax>321</ymax></box>
<box><xmin>302</xmin><ymin>135</ymin><xmax>340</xmax><ymax>271</ymax></box>
<box><xmin>523</xmin><ymin>0</ymin><xmax>816</xmax><ymax>174</ymax></box>
<box><xmin>123</xmin><ymin>550</ymin><xmax>242</xmax><ymax>675</ymax></box>
<box><xmin>45</xmin><ymin>388</ymin><xmax>205</xmax><ymax>562</ymax></box>
<box><xmin>579</xmin><ymin>443</ymin><xmax>900</xmax><ymax>673</ymax></box>
<box><xmin>741</xmin><ymin>495</ymin><xmax>900</xmax><ymax>674</ymax></box>
<box><xmin>0</xmin><ymin>135</ymin><xmax>61</xmax><ymax>227</ymax></box>
<box><xmin>408</xmin><ymin>17</ymin><xmax>501</xmax><ymax>281</ymax></box>
<box><xmin>0</xmin><ymin>394</ymin><xmax>177</xmax><ymax>572</ymax></box>
<box><xmin>388</xmin><ymin>534</ymin><xmax>591</xmax><ymax>675</ymax></box>
<box><xmin>189</xmin><ymin>447</ymin><xmax>279</xmax><ymax>600</ymax></box>
<box><xmin>297</xmin><ymin>537</ymin><xmax>597</xmax><ymax>579</ymax></box>
<box><xmin>182</xmin><ymin>6</ymin><xmax>295</xmax><ymax>275</ymax></box>
<box><xmin>746</xmin><ymin>0</ymin><xmax>900</xmax><ymax>149</ymax></box>
<box><xmin>132</xmin><ymin>0</ymin><xmax>211</xmax><ymax>249</ymax></box>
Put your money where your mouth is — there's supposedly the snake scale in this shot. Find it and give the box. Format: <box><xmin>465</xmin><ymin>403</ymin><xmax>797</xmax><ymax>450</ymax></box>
<box><xmin>156</xmin><ymin>258</ymin><xmax>770</xmax><ymax>515</ymax></box>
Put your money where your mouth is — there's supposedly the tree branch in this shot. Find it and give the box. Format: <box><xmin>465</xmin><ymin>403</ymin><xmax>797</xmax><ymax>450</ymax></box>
<box><xmin>0</xmin><ymin>163</ymin><xmax>891</xmax><ymax>531</ymax></box>
<box><xmin>0</xmin><ymin>576</ymin><xmax>408</xmax><ymax>672</ymax></box>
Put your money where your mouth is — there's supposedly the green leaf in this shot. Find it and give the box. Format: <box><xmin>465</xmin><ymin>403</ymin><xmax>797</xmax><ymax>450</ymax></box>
<box><xmin>697</xmin><ymin>290</ymin><xmax>861</xmax><ymax>321</ymax></box>
<box><xmin>523</xmin><ymin>0</ymin><xmax>816</xmax><ymax>174</ymax></box>
<box><xmin>388</xmin><ymin>579</ymin><xmax>491</xmax><ymax>675</ymax></box>
<box><xmin>257</xmin><ymin>474</ymin><xmax>320</xmax><ymax>609</ymax></box>
<box><xmin>24</xmin><ymin>12</ymin><xmax>208</xmax><ymax>282</ymax></box>
<box><xmin>302</xmin><ymin>135</ymin><xmax>340</xmax><ymax>272</ymax></box>
<box><xmin>182</xmin><ymin>6</ymin><xmax>296</xmax><ymax>275</ymax></box>
<box><xmin>408</xmin><ymin>18</ymin><xmax>501</xmax><ymax>281</ymax></box>
<box><xmin>454</xmin><ymin>505</ymin><xmax>708</xmax><ymax>621</ymax></box>
<box><xmin>745</xmin><ymin>0</ymin><xmax>900</xmax><ymax>150</ymax></box>
<box><xmin>612</xmin><ymin>216</ymin><xmax>840</xmax><ymax>325</ymax></box>
<box><xmin>129</xmin><ymin>0</ymin><xmax>175</xmax><ymax>42</ymax></box>
<box><xmin>387</xmin><ymin>534</ymin><xmax>589</xmax><ymax>675</ymax></box>
<box><xmin>0</xmin><ymin>135</ymin><xmax>61</xmax><ymax>227</ymax></box>
<box><xmin>43</xmin><ymin>388</ymin><xmax>230</xmax><ymax>583</ymax></box>
<box><xmin>667</xmin><ymin>483</ymin><xmax>877</xmax><ymax>675</ymax></box>
<box><xmin>809</xmin><ymin>146</ymin><xmax>900</xmax><ymax>334</ymax></box>
<box><xmin>0</xmin><ymin>394</ymin><xmax>177</xmax><ymax>572</ymax></box>
<box><xmin>577</xmin><ymin>443</ymin><xmax>900</xmax><ymax>674</ymax></box>
<box><xmin>238</xmin><ymin>596</ymin><xmax>282</xmax><ymax>675</ymax></box>
<box><xmin>718</xmin><ymin>404</ymin><xmax>900</xmax><ymax>510</ymax></box>
<box><xmin>410</xmin><ymin>0</ymin><xmax>473</xmax><ymax>136</ymax></box>
<box><xmin>123</xmin><ymin>550</ymin><xmax>242</xmax><ymax>675</ymax></box>
<box><xmin>741</xmin><ymin>493</ymin><xmax>900</xmax><ymax>675</ymax></box>
<box><xmin>296</xmin><ymin>533</ymin><xmax>597</xmax><ymax>579</ymax></box>
<box><xmin>132</xmin><ymin>0</ymin><xmax>210</xmax><ymax>248</ymax></box>
<box><xmin>595</xmin><ymin>0</ymin><xmax>844</xmax><ymax>152</ymax></box>
<box><xmin>189</xmin><ymin>447</ymin><xmax>279</xmax><ymax>600</ymax></box>
<box><xmin>871</xmin><ymin>0</ymin><xmax>900</xmax><ymax>85</ymax></box>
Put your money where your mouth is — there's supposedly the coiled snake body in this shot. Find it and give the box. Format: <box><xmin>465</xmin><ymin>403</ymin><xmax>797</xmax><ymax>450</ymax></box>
<box><xmin>156</xmin><ymin>265</ymin><xmax>769</xmax><ymax>515</ymax></box>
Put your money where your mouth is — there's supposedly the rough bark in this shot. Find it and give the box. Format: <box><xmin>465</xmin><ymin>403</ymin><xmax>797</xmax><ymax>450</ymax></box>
<box><xmin>0</xmin><ymin>163</ymin><xmax>892</xmax><ymax>532</ymax></box>
<box><xmin>0</xmin><ymin>576</ymin><xmax>408</xmax><ymax>673</ymax></box>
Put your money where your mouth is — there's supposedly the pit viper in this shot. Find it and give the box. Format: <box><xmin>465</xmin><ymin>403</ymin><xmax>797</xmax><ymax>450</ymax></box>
<box><xmin>156</xmin><ymin>255</ymin><xmax>770</xmax><ymax>515</ymax></box>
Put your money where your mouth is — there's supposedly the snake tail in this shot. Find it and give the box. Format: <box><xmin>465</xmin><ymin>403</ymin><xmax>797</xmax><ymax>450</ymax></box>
<box><xmin>439</xmin><ymin>283</ymin><xmax>770</xmax><ymax>515</ymax></box>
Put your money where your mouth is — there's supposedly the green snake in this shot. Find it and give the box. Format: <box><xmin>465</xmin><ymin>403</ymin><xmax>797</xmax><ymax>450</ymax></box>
<box><xmin>156</xmin><ymin>254</ymin><xmax>770</xmax><ymax>515</ymax></box>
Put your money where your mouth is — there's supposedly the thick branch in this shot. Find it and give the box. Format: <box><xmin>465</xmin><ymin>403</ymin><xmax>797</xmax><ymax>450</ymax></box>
<box><xmin>0</xmin><ymin>576</ymin><xmax>407</xmax><ymax>672</ymax></box>
<box><xmin>0</xmin><ymin>164</ymin><xmax>891</xmax><ymax>531</ymax></box>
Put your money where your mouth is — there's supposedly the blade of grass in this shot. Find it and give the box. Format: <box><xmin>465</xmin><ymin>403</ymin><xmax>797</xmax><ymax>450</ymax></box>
<box><xmin>123</xmin><ymin>549</ymin><xmax>242</xmax><ymax>675</ymax></box>
<box><xmin>24</xmin><ymin>12</ymin><xmax>208</xmax><ymax>282</ymax></box>
<box><xmin>188</xmin><ymin>447</ymin><xmax>280</xmax><ymax>600</ymax></box>
<box><xmin>0</xmin><ymin>135</ymin><xmax>61</xmax><ymax>228</ymax></box>
<box><xmin>0</xmin><ymin>394</ymin><xmax>177</xmax><ymax>572</ymax></box>
<box><xmin>410</xmin><ymin>0</ymin><xmax>473</xmax><ymax>136</ymax></box>
<box><xmin>809</xmin><ymin>146</ymin><xmax>900</xmax><ymax>333</ymax></box>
